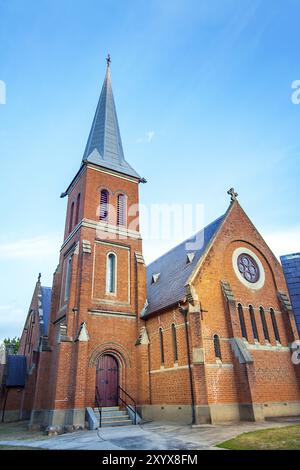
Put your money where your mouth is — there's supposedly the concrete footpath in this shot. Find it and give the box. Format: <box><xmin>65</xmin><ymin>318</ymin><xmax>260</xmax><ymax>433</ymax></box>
<box><xmin>0</xmin><ymin>417</ymin><xmax>299</xmax><ymax>450</ymax></box>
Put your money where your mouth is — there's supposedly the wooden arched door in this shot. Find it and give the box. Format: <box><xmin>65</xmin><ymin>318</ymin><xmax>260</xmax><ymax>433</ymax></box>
<box><xmin>96</xmin><ymin>355</ymin><xmax>118</xmax><ymax>407</ymax></box>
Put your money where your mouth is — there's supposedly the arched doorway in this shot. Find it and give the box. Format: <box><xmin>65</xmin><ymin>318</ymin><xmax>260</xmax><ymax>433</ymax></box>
<box><xmin>96</xmin><ymin>354</ymin><xmax>118</xmax><ymax>407</ymax></box>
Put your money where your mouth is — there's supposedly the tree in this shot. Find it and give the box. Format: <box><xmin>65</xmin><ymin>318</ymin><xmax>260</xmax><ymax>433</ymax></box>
<box><xmin>4</xmin><ymin>337</ymin><xmax>20</xmax><ymax>355</ymax></box>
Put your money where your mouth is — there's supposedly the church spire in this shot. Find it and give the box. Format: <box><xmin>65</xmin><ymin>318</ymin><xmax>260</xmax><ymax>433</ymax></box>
<box><xmin>82</xmin><ymin>55</ymin><xmax>141</xmax><ymax>180</ymax></box>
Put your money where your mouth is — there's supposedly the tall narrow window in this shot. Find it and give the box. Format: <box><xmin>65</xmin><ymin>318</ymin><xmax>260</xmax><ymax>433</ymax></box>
<box><xmin>100</xmin><ymin>189</ymin><xmax>109</xmax><ymax>221</ymax></box>
<box><xmin>117</xmin><ymin>194</ymin><xmax>126</xmax><ymax>226</ymax></box>
<box><xmin>159</xmin><ymin>328</ymin><xmax>165</xmax><ymax>365</ymax></box>
<box><xmin>64</xmin><ymin>255</ymin><xmax>73</xmax><ymax>301</ymax></box>
<box><xmin>106</xmin><ymin>253</ymin><xmax>116</xmax><ymax>294</ymax></box>
<box><xmin>238</xmin><ymin>303</ymin><xmax>248</xmax><ymax>340</ymax></box>
<box><xmin>249</xmin><ymin>305</ymin><xmax>259</xmax><ymax>341</ymax></box>
<box><xmin>213</xmin><ymin>334</ymin><xmax>222</xmax><ymax>360</ymax></box>
<box><xmin>75</xmin><ymin>193</ymin><xmax>81</xmax><ymax>226</ymax></box>
<box><xmin>69</xmin><ymin>202</ymin><xmax>74</xmax><ymax>234</ymax></box>
<box><xmin>270</xmin><ymin>308</ymin><xmax>281</xmax><ymax>343</ymax></box>
<box><xmin>171</xmin><ymin>324</ymin><xmax>178</xmax><ymax>362</ymax></box>
<box><xmin>259</xmin><ymin>306</ymin><xmax>270</xmax><ymax>341</ymax></box>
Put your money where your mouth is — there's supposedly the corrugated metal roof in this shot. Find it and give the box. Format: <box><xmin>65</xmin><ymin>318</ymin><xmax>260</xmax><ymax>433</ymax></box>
<box><xmin>40</xmin><ymin>286</ymin><xmax>52</xmax><ymax>336</ymax></box>
<box><xmin>6</xmin><ymin>355</ymin><xmax>27</xmax><ymax>388</ymax></box>
<box><xmin>281</xmin><ymin>253</ymin><xmax>300</xmax><ymax>335</ymax></box>
<box><xmin>144</xmin><ymin>214</ymin><xmax>225</xmax><ymax>317</ymax></box>
<box><xmin>82</xmin><ymin>64</ymin><xmax>141</xmax><ymax>180</ymax></box>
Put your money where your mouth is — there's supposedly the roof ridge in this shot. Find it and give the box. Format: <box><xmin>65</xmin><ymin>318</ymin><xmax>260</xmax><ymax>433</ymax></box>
<box><xmin>147</xmin><ymin>213</ymin><xmax>225</xmax><ymax>268</ymax></box>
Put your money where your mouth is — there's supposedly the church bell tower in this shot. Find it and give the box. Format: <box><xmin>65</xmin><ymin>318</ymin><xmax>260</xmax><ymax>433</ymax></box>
<box><xmin>37</xmin><ymin>56</ymin><xmax>147</xmax><ymax>429</ymax></box>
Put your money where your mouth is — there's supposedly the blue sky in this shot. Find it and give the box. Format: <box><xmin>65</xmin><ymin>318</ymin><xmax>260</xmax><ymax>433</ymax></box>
<box><xmin>0</xmin><ymin>0</ymin><xmax>300</xmax><ymax>339</ymax></box>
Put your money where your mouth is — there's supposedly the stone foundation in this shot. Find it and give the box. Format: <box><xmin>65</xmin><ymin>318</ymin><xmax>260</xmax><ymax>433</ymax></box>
<box><xmin>29</xmin><ymin>408</ymin><xmax>86</xmax><ymax>431</ymax></box>
<box><xmin>140</xmin><ymin>401</ymin><xmax>300</xmax><ymax>425</ymax></box>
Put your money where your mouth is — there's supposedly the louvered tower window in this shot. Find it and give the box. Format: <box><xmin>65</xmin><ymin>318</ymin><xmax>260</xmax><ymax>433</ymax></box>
<box><xmin>100</xmin><ymin>189</ymin><xmax>109</xmax><ymax>221</ymax></box>
<box><xmin>270</xmin><ymin>308</ymin><xmax>281</xmax><ymax>343</ymax></box>
<box><xmin>117</xmin><ymin>194</ymin><xmax>126</xmax><ymax>226</ymax></box>
<box><xmin>75</xmin><ymin>193</ymin><xmax>81</xmax><ymax>225</ymax></box>
<box><xmin>238</xmin><ymin>303</ymin><xmax>248</xmax><ymax>340</ymax></box>
<box><xmin>69</xmin><ymin>202</ymin><xmax>74</xmax><ymax>234</ymax></box>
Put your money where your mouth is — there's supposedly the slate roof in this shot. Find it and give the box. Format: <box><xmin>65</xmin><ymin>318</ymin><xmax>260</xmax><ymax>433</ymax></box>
<box><xmin>5</xmin><ymin>355</ymin><xmax>27</xmax><ymax>388</ymax></box>
<box><xmin>82</xmin><ymin>63</ymin><xmax>142</xmax><ymax>181</ymax></box>
<box><xmin>281</xmin><ymin>253</ymin><xmax>300</xmax><ymax>335</ymax></box>
<box><xmin>144</xmin><ymin>214</ymin><xmax>225</xmax><ymax>317</ymax></box>
<box><xmin>40</xmin><ymin>286</ymin><xmax>52</xmax><ymax>336</ymax></box>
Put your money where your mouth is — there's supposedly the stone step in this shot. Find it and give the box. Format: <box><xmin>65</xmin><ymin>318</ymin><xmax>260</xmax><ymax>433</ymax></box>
<box><xmin>100</xmin><ymin>419</ymin><xmax>133</xmax><ymax>427</ymax></box>
<box><xmin>94</xmin><ymin>410</ymin><xmax>128</xmax><ymax>417</ymax></box>
<box><xmin>93</xmin><ymin>405</ymin><xmax>134</xmax><ymax>427</ymax></box>
<box><xmin>101</xmin><ymin>406</ymin><xmax>120</xmax><ymax>411</ymax></box>
<box><xmin>101</xmin><ymin>414</ymin><xmax>130</xmax><ymax>422</ymax></box>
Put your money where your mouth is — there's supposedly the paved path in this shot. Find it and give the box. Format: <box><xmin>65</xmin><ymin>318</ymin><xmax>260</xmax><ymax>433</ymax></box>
<box><xmin>0</xmin><ymin>417</ymin><xmax>299</xmax><ymax>450</ymax></box>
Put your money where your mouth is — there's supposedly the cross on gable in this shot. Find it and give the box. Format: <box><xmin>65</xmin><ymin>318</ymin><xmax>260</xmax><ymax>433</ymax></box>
<box><xmin>227</xmin><ymin>187</ymin><xmax>238</xmax><ymax>202</ymax></box>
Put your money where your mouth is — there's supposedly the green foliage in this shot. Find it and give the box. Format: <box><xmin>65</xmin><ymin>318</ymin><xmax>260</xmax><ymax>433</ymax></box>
<box><xmin>3</xmin><ymin>337</ymin><xmax>20</xmax><ymax>355</ymax></box>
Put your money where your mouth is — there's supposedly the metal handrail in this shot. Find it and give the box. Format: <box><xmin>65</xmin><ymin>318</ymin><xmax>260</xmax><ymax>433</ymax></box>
<box><xmin>95</xmin><ymin>386</ymin><xmax>102</xmax><ymax>428</ymax></box>
<box><xmin>117</xmin><ymin>385</ymin><xmax>137</xmax><ymax>425</ymax></box>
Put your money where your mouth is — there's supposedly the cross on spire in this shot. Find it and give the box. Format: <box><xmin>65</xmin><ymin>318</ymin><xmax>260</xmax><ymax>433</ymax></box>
<box><xmin>227</xmin><ymin>187</ymin><xmax>238</xmax><ymax>202</ymax></box>
<box><xmin>106</xmin><ymin>53</ymin><xmax>111</xmax><ymax>67</ymax></box>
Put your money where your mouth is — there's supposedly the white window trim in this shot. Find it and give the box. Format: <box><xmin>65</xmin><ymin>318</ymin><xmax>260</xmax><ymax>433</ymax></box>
<box><xmin>106</xmin><ymin>252</ymin><xmax>117</xmax><ymax>295</ymax></box>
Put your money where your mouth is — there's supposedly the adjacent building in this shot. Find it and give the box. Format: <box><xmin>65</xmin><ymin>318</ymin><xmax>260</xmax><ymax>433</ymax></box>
<box><xmin>281</xmin><ymin>253</ymin><xmax>300</xmax><ymax>336</ymax></box>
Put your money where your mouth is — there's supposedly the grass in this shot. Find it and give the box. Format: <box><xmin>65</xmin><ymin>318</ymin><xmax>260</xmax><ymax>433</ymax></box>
<box><xmin>217</xmin><ymin>424</ymin><xmax>300</xmax><ymax>450</ymax></box>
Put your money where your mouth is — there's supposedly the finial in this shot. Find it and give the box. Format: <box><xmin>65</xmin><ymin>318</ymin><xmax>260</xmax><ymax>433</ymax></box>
<box><xmin>106</xmin><ymin>53</ymin><xmax>111</xmax><ymax>67</ymax></box>
<box><xmin>38</xmin><ymin>273</ymin><xmax>41</xmax><ymax>283</ymax></box>
<box><xmin>227</xmin><ymin>187</ymin><xmax>238</xmax><ymax>202</ymax></box>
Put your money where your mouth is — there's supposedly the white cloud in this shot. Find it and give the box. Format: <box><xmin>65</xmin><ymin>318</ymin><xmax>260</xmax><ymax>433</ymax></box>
<box><xmin>136</xmin><ymin>131</ymin><xmax>155</xmax><ymax>144</ymax></box>
<box><xmin>0</xmin><ymin>235</ymin><xmax>61</xmax><ymax>259</ymax></box>
<box><xmin>146</xmin><ymin>131</ymin><xmax>155</xmax><ymax>143</ymax></box>
<box><xmin>263</xmin><ymin>227</ymin><xmax>300</xmax><ymax>260</ymax></box>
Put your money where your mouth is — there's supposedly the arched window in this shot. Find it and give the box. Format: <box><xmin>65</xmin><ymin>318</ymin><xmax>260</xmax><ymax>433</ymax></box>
<box><xmin>106</xmin><ymin>253</ymin><xmax>116</xmax><ymax>294</ymax></box>
<box><xmin>249</xmin><ymin>305</ymin><xmax>259</xmax><ymax>341</ymax></box>
<box><xmin>159</xmin><ymin>328</ymin><xmax>165</xmax><ymax>365</ymax></box>
<box><xmin>75</xmin><ymin>193</ymin><xmax>81</xmax><ymax>226</ymax></box>
<box><xmin>171</xmin><ymin>324</ymin><xmax>178</xmax><ymax>362</ymax></box>
<box><xmin>270</xmin><ymin>308</ymin><xmax>281</xmax><ymax>343</ymax></box>
<box><xmin>259</xmin><ymin>306</ymin><xmax>270</xmax><ymax>341</ymax></box>
<box><xmin>64</xmin><ymin>255</ymin><xmax>73</xmax><ymax>301</ymax></box>
<box><xmin>69</xmin><ymin>201</ymin><xmax>74</xmax><ymax>233</ymax></box>
<box><xmin>213</xmin><ymin>334</ymin><xmax>222</xmax><ymax>360</ymax></box>
<box><xmin>100</xmin><ymin>189</ymin><xmax>109</xmax><ymax>221</ymax></box>
<box><xmin>117</xmin><ymin>194</ymin><xmax>126</xmax><ymax>226</ymax></box>
<box><xmin>238</xmin><ymin>303</ymin><xmax>248</xmax><ymax>340</ymax></box>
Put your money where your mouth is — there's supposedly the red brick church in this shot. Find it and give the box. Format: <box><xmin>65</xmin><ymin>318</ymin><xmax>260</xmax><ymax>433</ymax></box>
<box><xmin>1</xmin><ymin>58</ymin><xmax>300</xmax><ymax>430</ymax></box>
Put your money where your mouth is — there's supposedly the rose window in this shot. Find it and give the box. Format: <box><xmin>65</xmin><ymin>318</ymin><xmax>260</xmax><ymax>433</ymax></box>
<box><xmin>237</xmin><ymin>253</ymin><xmax>260</xmax><ymax>283</ymax></box>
